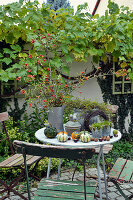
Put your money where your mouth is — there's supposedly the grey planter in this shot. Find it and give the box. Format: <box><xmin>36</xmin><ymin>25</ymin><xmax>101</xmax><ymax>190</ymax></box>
<box><xmin>48</xmin><ymin>106</ymin><xmax>65</xmax><ymax>132</ymax></box>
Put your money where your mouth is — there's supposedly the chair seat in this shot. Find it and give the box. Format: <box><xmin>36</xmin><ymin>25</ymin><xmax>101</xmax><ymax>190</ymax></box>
<box><xmin>33</xmin><ymin>179</ymin><xmax>97</xmax><ymax>200</ymax></box>
<box><xmin>0</xmin><ymin>154</ymin><xmax>41</xmax><ymax>168</ymax></box>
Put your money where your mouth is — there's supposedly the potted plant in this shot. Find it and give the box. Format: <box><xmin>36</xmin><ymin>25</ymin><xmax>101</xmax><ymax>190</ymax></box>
<box><xmin>90</xmin><ymin>120</ymin><xmax>112</xmax><ymax>138</ymax></box>
<box><xmin>102</xmin><ymin>121</ymin><xmax>112</xmax><ymax>136</ymax></box>
<box><xmin>90</xmin><ymin>122</ymin><xmax>103</xmax><ymax>139</ymax></box>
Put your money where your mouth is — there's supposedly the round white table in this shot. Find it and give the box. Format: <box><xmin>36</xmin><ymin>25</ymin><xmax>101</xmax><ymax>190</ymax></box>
<box><xmin>35</xmin><ymin>128</ymin><xmax>121</xmax><ymax>200</ymax></box>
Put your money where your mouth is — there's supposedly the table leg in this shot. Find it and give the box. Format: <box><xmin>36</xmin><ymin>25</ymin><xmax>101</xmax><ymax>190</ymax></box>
<box><xmin>46</xmin><ymin>157</ymin><xmax>51</xmax><ymax>179</ymax></box>
<box><xmin>57</xmin><ymin>158</ymin><xmax>61</xmax><ymax>179</ymax></box>
<box><xmin>97</xmin><ymin>145</ymin><xmax>103</xmax><ymax>200</ymax></box>
<box><xmin>101</xmin><ymin>150</ymin><xmax>108</xmax><ymax>200</ymax></box>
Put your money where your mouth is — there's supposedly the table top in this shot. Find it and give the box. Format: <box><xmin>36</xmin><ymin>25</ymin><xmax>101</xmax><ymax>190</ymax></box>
<box><xmin>35</xmin><ymin>128</ymin><xmax>122</xmax><ymax>148</ymax></box>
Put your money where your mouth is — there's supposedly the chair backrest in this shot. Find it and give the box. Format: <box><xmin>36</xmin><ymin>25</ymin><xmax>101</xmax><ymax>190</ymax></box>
<box><xmin>0</xmin><ymin>112</ymin><xmax>14</xmax><ymax>155</ymax></box>
<box><xmin>13</xmin><ymin>140</ymin><xmax>95</xmax><ymax>161</ymax></box>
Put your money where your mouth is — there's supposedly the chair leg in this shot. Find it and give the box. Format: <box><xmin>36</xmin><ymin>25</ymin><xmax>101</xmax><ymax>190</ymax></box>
<box><xmin>0</xmin><ymin>178</ymin><xmax>27</xmax><ymax>200</ymax></box>
<box><xmin>111</xmin><ymin>179</ymin><xmax>130</xmax><ymax>200</ymax></box>
<box><xmin>83</xmin><ymin>160</ymin><xmax>87</xmax><ymax>200</ymax></box>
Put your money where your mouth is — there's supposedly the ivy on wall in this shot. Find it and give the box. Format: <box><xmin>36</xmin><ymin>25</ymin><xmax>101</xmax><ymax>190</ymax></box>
<box><xmin>97</xmin><ymin>61</ymin><xmax>133</xmax><ymax>140</ymax></box>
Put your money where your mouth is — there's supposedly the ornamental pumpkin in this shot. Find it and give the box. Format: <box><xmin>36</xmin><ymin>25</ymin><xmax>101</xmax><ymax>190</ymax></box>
<box><xmin>71</xmin><ymin>131</ymin><xmax>80</xmax><ymax>141</ymax></box>
<box><xmin>80</xmin><ymin>132</ymin><xmax>91</xmax><ymax>143</ymax></box>
<box><xmin>57</xmin><ymin>133</ymin><xmax>68</xmax><ymax>142</ymax></box>
<box><xmin>44</xmin><ymin>124</ymin><xmax>58</xmax><ymax>138</ymax></box>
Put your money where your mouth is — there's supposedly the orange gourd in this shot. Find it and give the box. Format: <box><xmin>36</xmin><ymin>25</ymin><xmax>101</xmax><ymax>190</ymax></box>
<box><xmin>71</xmin><ymin>131</ymin><xmax>80</xmax><ymax>140</ymax></box>
<box><xmin>58</xmin><ymin>131</ymin><xmax>68</xmax><ymax>136</ymax></box>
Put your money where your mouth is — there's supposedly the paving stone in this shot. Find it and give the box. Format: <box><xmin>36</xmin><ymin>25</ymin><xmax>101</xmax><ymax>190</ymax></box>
<box><xmin>129</xmin><ymin>189</ymin><xmax>133</xmax><ymax>193</ymax></box>
<box><xmin>108</xmin><ymin>191</ymin><xmax>120</xmax><ymax>198</ymax></box>
<box><xmin>116</xmin><ymin>196</ymin><xmax>125</xmax><ymax>200</ymax></box>
<box><xmin>108</xmin><ymin>182</ymin><xmax>116</xmax><ymax>187</ymax></box>
<box><xmin>120</xmin><ymin>184</ymin><xmax>133</xmax><ymax>189</ymax></box>
<box><xmin>120</xmin><ymin>190</ymin><xmax>131</xmax><ymax>196</ymax></box>
<box><xmin>108</xmin><ymin>186</ymin><xmax>117</xmax><ymax>192</ymax></box>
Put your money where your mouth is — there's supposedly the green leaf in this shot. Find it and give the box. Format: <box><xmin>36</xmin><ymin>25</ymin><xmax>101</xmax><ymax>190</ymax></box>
<box><xmin>3</xmin><ymin>48</ymin><xmax>12</xmax><ymax>54</ymax></box>
<box><xmin>10</xmin><ymin>53</ymin><xmax>17</xmax><ymax>59</ymax></box>
<box><xmin>61</xmin><ymin>45</ymin><xmax>68</xmax><ymax>54</ymax></box>
<box><xmin>10</xmin><ymin>44</ymin><xmax>21</xmax><ymax>52</ymax></box>
<box><xmin>0</xmin><ymin>53</ymin><xmax>3</xmax><ymax>58</ymax></box>
<box><xmin>18</xmin><ymin>53</ymin><xmax>27</xmax><ymax>58</ymax></box>
<box><xmin>62</xmin><ymin>65</ymin><xmax>70</xmax><ymax>74</ymax></box>
<box><xmin>65</xmin><ymin>55</ymin><xmax>73</xmax><ymax>63</ymax></box>
<box><xmin>2</xmin><ymin>57</ymin><xmax>12</xmax><ymax>65</ymax></box>
<box><xmin>105</xmin><ymin>42</ymin><xmax>115</xmax><ymax>53</ymax></box>
<box><xmin>108</xmin><ymin>0</ymin><xmax>119</xmax><ymax>14</ymax></box>
<box><xmin>73</xmin><ymin>47</ymin><xmax>81</xmax><ymax>54</ymax></box>
<box><xmin>87</xmin><ymin>49</ymin><xmax>98</xmax><ymax>56</ymax></box>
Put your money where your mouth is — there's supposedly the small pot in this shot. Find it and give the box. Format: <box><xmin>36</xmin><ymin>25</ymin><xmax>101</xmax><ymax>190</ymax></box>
<box><xmin>64</xmin><ymin>121</ymin><xmax>81</xmax><ymax>136</ymax></box>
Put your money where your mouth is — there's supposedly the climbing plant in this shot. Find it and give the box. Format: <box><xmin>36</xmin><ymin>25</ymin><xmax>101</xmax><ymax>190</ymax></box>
<box><xmin>0</xmin><ymin>0</ymin><xmax>132</xmax><ymax>84</ymax></box>
<box><xmin>0</xmin><ymin>0</ymin><xmax>133</xmax><ymax>136</ymax></box>
<box><xmin>97</xmin><ymin>61</ymin><xmax>133</xmax><ymax>141</ymax></box>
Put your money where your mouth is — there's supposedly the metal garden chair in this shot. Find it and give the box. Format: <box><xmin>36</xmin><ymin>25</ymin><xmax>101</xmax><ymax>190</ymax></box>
<box><xmin>0</xmin><ymin>112</ymin><xmax>42</xmax><ymax>200</ymax></box>
<box><xmin>13</xmin><ymin>140</ymin><xmax>97</xmax><ymax>200</ymax></box>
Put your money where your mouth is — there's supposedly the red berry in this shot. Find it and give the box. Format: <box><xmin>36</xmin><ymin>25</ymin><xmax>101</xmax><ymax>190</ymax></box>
<box><xmin>29</xmin><ymin>54</ymin><xmax>32</xmax><ymax>58</ymax></box>
<box><xmin>31</xmin><ymin>39</ymin><xmax>35</xmax><ymax>43</ymax></box>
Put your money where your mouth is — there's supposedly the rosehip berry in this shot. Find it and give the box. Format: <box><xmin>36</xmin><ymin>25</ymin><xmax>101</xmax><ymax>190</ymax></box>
<box><xmin>31</xmin><ymin>39</ymin><xmax>35</xmax><ymax>43</ymax></box>
<box><xmin>29</xmin><ymin>54</ymin><xmax>32</xmax><ymax>58</ymax></box>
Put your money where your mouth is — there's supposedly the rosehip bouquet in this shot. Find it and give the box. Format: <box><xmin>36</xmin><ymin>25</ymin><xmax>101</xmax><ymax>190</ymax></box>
<box><xmin>21</xmin><ymin>71</ymin><xmax>83</xmax><ymax>108</ymax></box>
<box><xmin>17</xmin><ymin>32</ymin><xmax>85</xmax><ymax>108</ymax></box>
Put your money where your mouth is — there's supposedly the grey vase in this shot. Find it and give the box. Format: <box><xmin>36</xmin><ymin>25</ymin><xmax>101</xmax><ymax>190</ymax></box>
<box><xmin>48</xmin><ymin>106</ymin><xmax>65</xmax><ymax>132</ymax></box>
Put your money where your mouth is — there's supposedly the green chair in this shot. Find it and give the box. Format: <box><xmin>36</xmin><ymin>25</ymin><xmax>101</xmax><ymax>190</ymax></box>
<box><xmin>13</xmin><ymin>140</ymin><xmax>97</xmax><ymax>200</ymax></box>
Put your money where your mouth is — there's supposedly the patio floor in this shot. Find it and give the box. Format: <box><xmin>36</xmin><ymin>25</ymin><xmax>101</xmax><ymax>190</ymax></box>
<box><xmin>0</xmin><ymin>167</ymin><xmax>133</xmax><ymax>199</ymax></box>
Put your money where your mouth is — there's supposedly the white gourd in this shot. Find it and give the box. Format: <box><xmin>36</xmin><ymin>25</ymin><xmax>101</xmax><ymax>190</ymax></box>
<box><xmin>80</xmin><ymin>133</ymin><xmax>90</xmax><ymax>143</ymax></box>
<box><xmin>57</xmin><ymin>134</ymin><xmax>68</xmax><ymax>142</ymax></box>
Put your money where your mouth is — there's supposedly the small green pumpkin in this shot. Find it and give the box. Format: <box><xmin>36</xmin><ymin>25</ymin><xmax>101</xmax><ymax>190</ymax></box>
<box><xmin>80</xmin><ymin>132</ymin><xmax>91</xmax><ymax>143</ymax></box>
<box><xmin>57</xmin><ymin>133</ymin><xmax>68</xmax><ymax>142</ymax></box>
<box><xmin>44</xmin><ymin>124</ymin><xmax>58</xmax><ymax>138</ymax></box>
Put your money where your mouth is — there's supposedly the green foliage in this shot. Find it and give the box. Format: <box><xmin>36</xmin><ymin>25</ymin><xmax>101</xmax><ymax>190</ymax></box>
<box><xmin>112</xmin><ymin>140</ymin><xmax>133</xmax><ymax>160</ymax></box>
<box><xmin>65</xmin><ymin>98</ymin><xmax>110</xmax><ymax>114</ymax></box>
<box><xmin>0</xmin><ymin>0</ymin><xmax>132</xmax><ymax>84</ymax></box>
<box><xmin>91</xmin><ymin>121</ymin><xmax>112</xmax><ymax>130</ymax></box>
<box><xmin>17</xmin><ymin>105</ymin><xmax>48</xmax><ymax>143</ymax></box>
<box><xmin>0</xmin><ymin>116</ymin><xmax>26</xmax><ymax>157</ymax></box>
